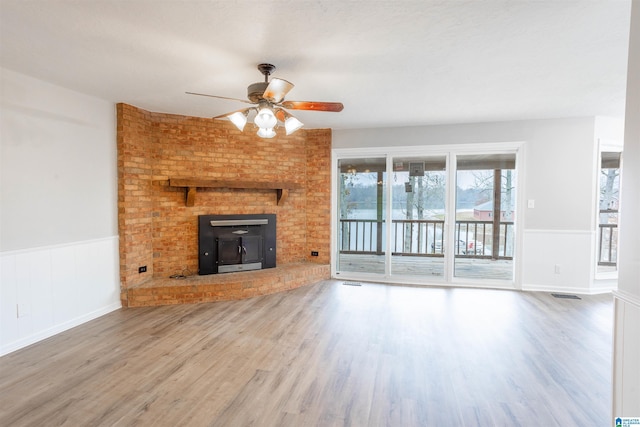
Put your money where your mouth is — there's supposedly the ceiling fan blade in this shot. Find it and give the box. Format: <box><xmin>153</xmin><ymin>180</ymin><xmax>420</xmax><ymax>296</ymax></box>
<box><xmin>186</xmin><ymin>91</ymin><xmax>253</xmax><ymax>104</ymax></box>
<box><xmin>280</xmin><ymin>101</ymin><xmax>344</xmax><ymax>112</ymax></box>
<box><xmin>262</xmin><ymin>78</ymin><xmax>294</xmax><ymax>103</ymax></box>
<box><xmin>212</xmin><ymin>107</ymin><xmax>252</xmax><ymax>120</ymax></box>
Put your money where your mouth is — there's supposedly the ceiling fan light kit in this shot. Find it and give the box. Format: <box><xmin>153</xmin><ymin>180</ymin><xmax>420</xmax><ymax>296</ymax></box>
<box><xmin>254</xmin><ymin>104</ymin><xmax>278</xmax><ymax>129</ymax></box>
<box><xmin>187</xmin><ymin>63</ymin><xmax>343</xmax><ymax>139</ymax></box>
<box><xmin>227</xmin><ymin>110</ymin><xmax>249</xmax><ymax>131</ymax></box>
<box><xmin>257</xmin><ymin>127</ymin><xmax>277</xmax><ymax>139</ymax></box>
<box><xmin>284</xmin><ymin>114</ymin><xmax>304</xmax><ymax>135</ymax></box>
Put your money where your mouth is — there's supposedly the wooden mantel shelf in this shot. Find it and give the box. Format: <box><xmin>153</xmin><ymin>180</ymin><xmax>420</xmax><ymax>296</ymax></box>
<box><xmin>169</xmin><ymin>178</ymin><xmax>302</xmax><ymax>207</ymax></box>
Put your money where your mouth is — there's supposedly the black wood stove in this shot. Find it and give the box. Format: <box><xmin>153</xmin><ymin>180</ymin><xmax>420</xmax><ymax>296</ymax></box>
<box><xmin>198</xmin><ymin>214</ymin><xmax>276</xmax><ymax>275</ymax></box>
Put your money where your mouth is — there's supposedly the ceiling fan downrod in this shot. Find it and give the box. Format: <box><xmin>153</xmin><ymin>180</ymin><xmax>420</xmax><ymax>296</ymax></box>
<box><xmin>257</xmin><ymin>63</ymin><xmax>276</xmax><ymax>83</ymax></box>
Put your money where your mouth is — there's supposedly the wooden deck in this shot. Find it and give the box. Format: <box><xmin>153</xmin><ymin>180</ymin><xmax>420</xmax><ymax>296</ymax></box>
<box><xmin>339</xmin><ymin>253</ymin><xmax>513</xmax><ymax>280</ymax></box>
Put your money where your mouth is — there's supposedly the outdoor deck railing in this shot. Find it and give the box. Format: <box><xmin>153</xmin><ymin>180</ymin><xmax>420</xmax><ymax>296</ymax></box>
<box><xmin>392</xmin><ymin>219</ymin><xmax>445</xmax><ymax>256</ymax></box>
<box><xmin>339</xmin><ymin>219</ymin><xmax>383</xmax><ymax>254</ymax></box>
<box><xmin>339</xmin><ymin>218</ymin><xmax>514</xmax><ymax>259</ymax></box>
<box><xmin>340</xmin><ymin>216</ymin><xmax>617</xmax><ymax>265</ymax></box>
<box><xmin>598</xmin><ymin>209</ymin><xmax>618</xmax><ymax>267</ymax></box>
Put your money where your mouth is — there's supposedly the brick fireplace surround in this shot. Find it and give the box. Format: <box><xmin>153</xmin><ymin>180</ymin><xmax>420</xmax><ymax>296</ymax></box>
<box><xmin>117</xmin><ymin>103</ymin><xmax>331</xmax><ymax>307</ymax></box>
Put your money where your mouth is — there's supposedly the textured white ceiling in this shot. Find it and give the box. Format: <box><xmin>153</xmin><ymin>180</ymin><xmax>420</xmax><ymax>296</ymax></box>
<box><xmin>0</xmin><ymin>0</ymin><xmax>632</xmax><ymax>130</ymax></box>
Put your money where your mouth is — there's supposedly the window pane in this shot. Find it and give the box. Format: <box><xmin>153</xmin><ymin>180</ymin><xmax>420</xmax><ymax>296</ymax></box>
<box><xmin>337</xmin><ymin>158</ymin><xmax>386</xmax><ymax>274</ymax></box>
<box><xmin>598</xmin><ymin>152</ymin><xmax>620</xmax><ymax>272</ymax></box>
<box><xmin>454</xmin><ymin>154</ymin><xmax>515</xmax><ymax>280</ymax></box>
<box><xmin>390</xmin><ymin>156</ymin><xmax>446</xmax><ymax>277</ymax></box>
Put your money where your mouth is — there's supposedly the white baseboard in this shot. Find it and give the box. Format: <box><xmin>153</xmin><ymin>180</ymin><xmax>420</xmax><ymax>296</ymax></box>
<box><xmin>1</xmin><ymin>302</ymin><xmax>121</xmax><ymax>356</ymax></box>
<box><xmin>522</xmin><ymin>283</ymin><xmax>616</xmax><ymax>295</ymax></box>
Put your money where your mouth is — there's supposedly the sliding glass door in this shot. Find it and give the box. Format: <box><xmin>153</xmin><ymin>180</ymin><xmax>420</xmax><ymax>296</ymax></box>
<box><xmin>337</xmin><ymin>158</ymin><xmax>386</xmax><ymax>274</ymax></box>
<box><xmin>454</xmin><ymin>154</ymin><xmax>516</xmax><ymax>280</ymax></box>
<box><xmin>389</xmin><ymin>156</ymin><xmax>447</xmax><ymax>278</ymax></box>
<box><xmin>335</xmin><ymin>148</ymin><xmax>519</xmax><ymax>285</ymax></box>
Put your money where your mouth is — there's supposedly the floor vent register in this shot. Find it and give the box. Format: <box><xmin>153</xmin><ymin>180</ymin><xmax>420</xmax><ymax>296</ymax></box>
<box><xmin>551</xmin><ymin>293</ymin><xmax>581</xmax><ymax>300</ymax></box>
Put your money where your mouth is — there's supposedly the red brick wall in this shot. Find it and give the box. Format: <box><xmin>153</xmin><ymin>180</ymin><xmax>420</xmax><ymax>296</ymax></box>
<box><xmin>117</xmin><ymin>104</ymin><xmax>332</xmax><ymax>297</ymax></box>
<box><xmin>117</xmin><ymin>104</ymin><xmax>155</xmax><ymax>301</ymax></box>
<box><xmin>305</xmin><ymin>129</ymin><xmax>332</xmax><ymax>265</ymax></box>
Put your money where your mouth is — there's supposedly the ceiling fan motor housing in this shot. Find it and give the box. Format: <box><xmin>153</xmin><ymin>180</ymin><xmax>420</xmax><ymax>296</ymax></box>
<box><xmin>247</xmin><ymin>63</ymin><xmax>277</xmax><ymax>103</ymax></box>
<box><xmin>247</xmin><ymin>82</ymin><xmax>269</xmax><ymax>103</ymax></box>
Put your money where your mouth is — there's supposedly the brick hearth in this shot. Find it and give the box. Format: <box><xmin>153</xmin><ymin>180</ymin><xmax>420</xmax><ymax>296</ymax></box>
<box><xmin>117</xmin><ymin>103</ymin><xmax>332</xmax><ymax>307</ymax></box>
<box><xmin>124</xmin><ymin>263</ymin><xmax>330</xmax><ymax>307</ymax></box>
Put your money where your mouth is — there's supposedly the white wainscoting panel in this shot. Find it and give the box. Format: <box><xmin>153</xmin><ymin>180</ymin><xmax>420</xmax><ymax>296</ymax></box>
<box><xmin>0</xmin><ymin>236</ymin><xmax>121</xmax><ymax>356</ymax></box>
<box><xmin>612</xmin><ymin>291</ymin><xmax>640</xmax><ymax>416</ymax></box>
<box><xmin>521</xmin><ymin>229</ymin><xmax>611</xmax><ymax>294</ymax></box>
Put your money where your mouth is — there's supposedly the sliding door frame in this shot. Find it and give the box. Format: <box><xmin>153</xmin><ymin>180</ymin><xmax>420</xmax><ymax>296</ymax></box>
<box><xmin>332</xmin><ymin>142</ymin><xmax>526</xmax><ymax>290</ymax></box>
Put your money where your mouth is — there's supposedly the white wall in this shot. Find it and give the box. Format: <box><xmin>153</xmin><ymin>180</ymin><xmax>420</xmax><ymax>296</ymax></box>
<box><xmin>0</xmin><ymin>68</ymin><xmax>120</xmax><ymax>356</ymax></box>
<box><xmin>334</xmin><ymin>116</ymin><xmax>623</xmax><ymax>293</ymax></box>
<box><xmin>1</xmin><ymin>69</ymin><xmax>117</xmax><ymax>251</ymax></box>
<box><xmin>612</xmin><ymin>0</ymin><xmax>640</xmax><ymax>416</ymax></box>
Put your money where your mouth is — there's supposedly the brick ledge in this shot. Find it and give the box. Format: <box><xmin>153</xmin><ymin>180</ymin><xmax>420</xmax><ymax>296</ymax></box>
<box><xmin>122</xmin><ymin>262</ymin><xmax>330</xmax><ymax>307</ymax></box>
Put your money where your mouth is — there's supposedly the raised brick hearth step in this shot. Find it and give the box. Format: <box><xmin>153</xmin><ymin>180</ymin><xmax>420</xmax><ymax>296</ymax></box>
<box><xmin>123</xmin><ymin>262</ymin><xmax>330</xmax><ymax>307</ymax></box>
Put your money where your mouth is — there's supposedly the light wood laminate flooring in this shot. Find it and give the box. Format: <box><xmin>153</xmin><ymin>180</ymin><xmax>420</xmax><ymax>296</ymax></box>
<box><xmin>0</xmin><ymin>280</ymin><xmax>613</xmax><ymax>426</ymax></box>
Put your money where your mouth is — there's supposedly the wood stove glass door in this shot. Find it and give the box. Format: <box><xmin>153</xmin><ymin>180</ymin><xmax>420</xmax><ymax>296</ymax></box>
<box><xmin>218</xmin><ymin>237</ymin><xmax>242</xmax><ymax>266</ymax></box>
<box><xmin>241</xmin><ymin>235</ymin><xmax>263</xmax><ymax>264</ymax></box>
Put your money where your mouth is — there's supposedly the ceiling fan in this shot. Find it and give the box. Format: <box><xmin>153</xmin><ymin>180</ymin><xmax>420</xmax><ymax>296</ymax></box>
<box><xmin>186</xmin><ymin>63</ymin><xmax>343</xmax><ymax>138</ymax></box>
